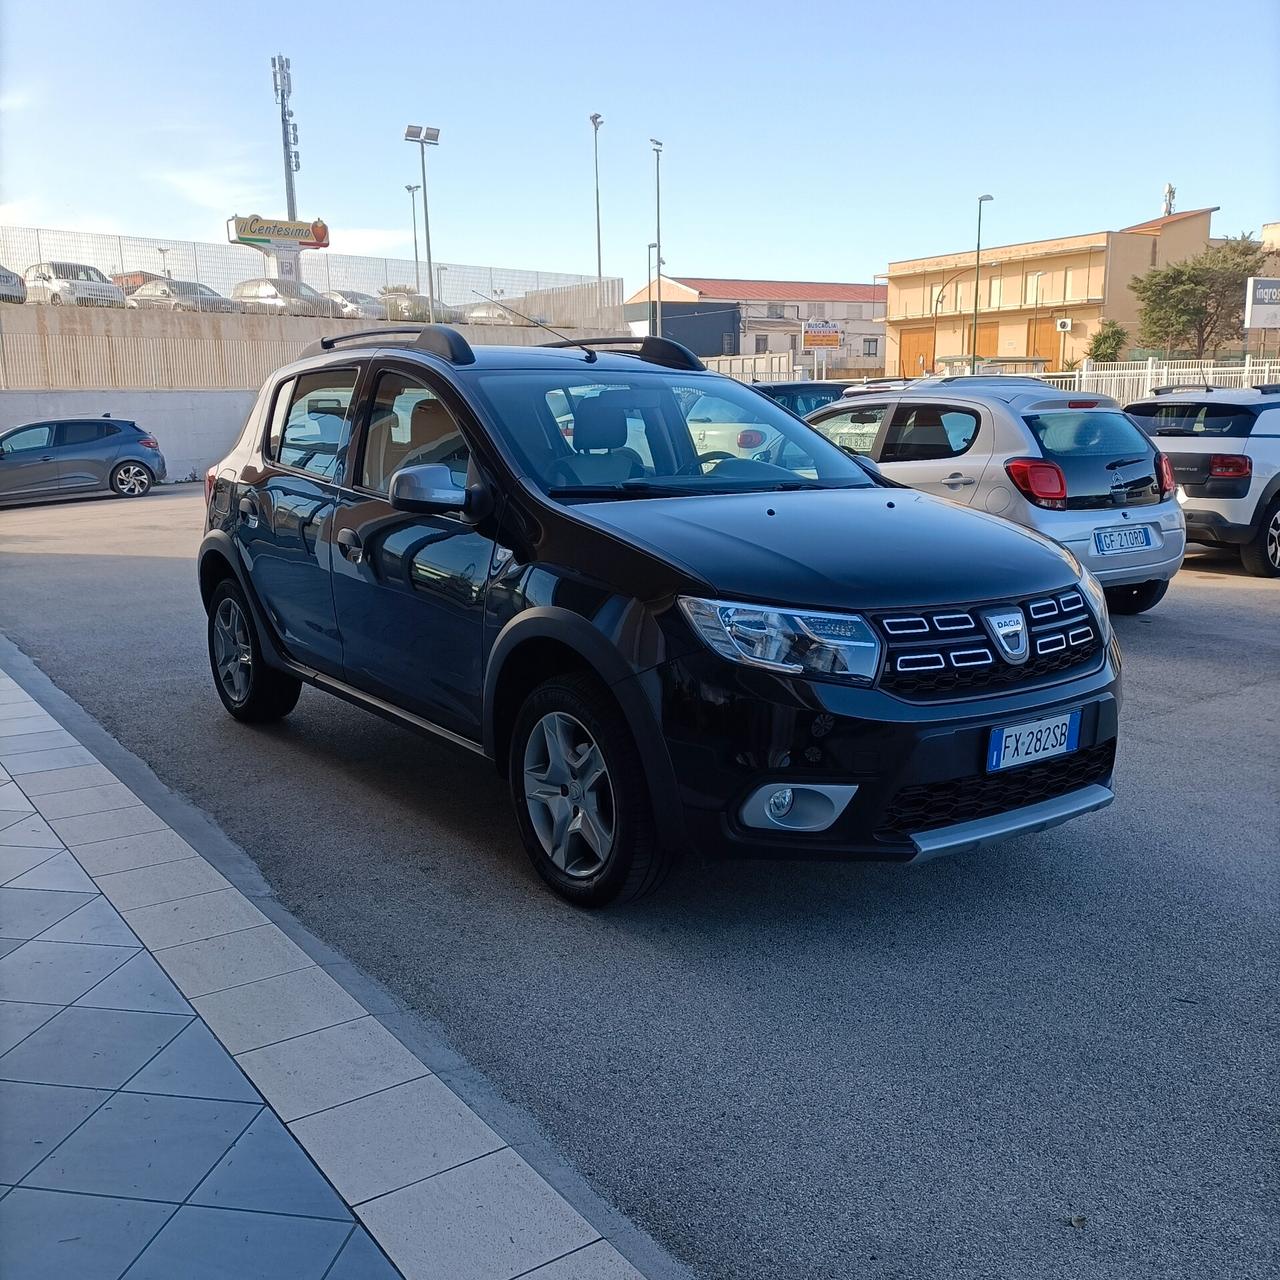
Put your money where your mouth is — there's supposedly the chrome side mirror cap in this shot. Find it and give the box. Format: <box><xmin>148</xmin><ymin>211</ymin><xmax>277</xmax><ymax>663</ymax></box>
<box><xmin>388</xmin><ymin>463</ymin><xmax>469</xmax><ymax>515</ymax></box>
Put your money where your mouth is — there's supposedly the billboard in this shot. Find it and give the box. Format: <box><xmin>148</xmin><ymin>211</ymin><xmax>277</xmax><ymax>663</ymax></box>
<box><xmin>803</xmin><ymin>321</ymin><xmax>840</xmax><ymax>349</ymax></box>
<box><xmin>1244</xmin><ymin>277</ymin><xmax>1280</xmax><ymax>330</ymax></box>
<box><xmin>227</xmin><ymin>215</ymin><xmax>330</xmax><ymax>251</ymax></box>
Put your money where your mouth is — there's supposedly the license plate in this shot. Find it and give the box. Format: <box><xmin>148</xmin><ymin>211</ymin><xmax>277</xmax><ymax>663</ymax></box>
<box><xmin>1094</xmin><ymin>526</ymin><xmax>1152</xmax><ymax>555</ymax></box>
<box><xmin>987</xmin><ymin>710</ymin><xmax>1081</xmax><ymax>772</ymax></box>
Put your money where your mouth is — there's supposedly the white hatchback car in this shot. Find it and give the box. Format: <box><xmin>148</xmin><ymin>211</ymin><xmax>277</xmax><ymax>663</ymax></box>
<box><xmin>23</xmin><ymin>262</ymin><xmax>126</xmax><ymax>307</ymax></box>
<box><xmin>802</xmin><ymin>376</ymin><xmax>1186</xmax><ymax>613</ymax></box>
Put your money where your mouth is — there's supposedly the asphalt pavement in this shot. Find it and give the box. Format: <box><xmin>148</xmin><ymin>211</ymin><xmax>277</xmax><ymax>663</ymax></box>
<box><xmin>1</xmin><ymin>486</ymin><xmax>1276</xmax><ymax>1280</ymax></box>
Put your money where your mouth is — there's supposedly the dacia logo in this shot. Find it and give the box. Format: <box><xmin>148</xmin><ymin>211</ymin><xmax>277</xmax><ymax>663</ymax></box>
<box><xmin>980</xmin><ymin>607</ymin><xmax>1029</xmax><ymax>665</ymax></box>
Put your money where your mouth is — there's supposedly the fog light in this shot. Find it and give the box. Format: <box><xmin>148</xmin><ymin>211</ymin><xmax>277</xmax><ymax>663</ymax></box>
<box><xmin>767</xmin><ymin>788</ymin><xmax>794</xmax><ymax>820</ymax></box>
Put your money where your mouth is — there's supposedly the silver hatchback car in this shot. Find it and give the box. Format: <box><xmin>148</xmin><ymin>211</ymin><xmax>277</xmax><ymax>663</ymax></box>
<box><xmin>803</xmin><ymin>376</ymin><xmax>1185</xmax><ymax>614</ymax></box>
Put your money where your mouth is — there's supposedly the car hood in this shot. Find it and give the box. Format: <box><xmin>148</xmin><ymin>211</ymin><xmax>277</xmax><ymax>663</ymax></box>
<box><xmin>572</xmin><ymin>487</ymin><xmax>1081</xmax><ymax>609</ymax></box>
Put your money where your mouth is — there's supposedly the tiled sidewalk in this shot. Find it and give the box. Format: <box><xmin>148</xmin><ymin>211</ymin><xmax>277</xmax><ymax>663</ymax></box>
<box><xmin>0</xmin><ymin>667</ymin><xmax>651</xmax><ymax>1280</ymax></box>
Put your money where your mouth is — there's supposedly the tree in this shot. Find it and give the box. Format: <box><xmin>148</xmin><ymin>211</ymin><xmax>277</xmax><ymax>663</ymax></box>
<box><xmin>1131</xmin><ymin>234</ymin><xmax>1268</xmax><ymax>358</ymax></box>
<box><xmin>1085</xmin><ymin>319</ymin><xmax>1129</xmax><ymax>363</ymax></box>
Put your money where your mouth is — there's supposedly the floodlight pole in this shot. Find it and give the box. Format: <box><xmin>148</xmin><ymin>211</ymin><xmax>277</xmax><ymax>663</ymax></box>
<box><xmin>405</xmin><ymin>185</ymin><xmax>421</xmax><ymax>295</ymax></box>
<box><xmin>405</xmin><ymin>126</ymin><xmax>440</xmax><ymax>324</ymax></box>
<box><xmin>651</xmin><ymin>139</ymin><xmax>663</xmax><ymax>338</ymax></box>
<box><xmin>590</xmin><ymin>114</ymin><xmax>604</xmax><ymax>318</ymax></box>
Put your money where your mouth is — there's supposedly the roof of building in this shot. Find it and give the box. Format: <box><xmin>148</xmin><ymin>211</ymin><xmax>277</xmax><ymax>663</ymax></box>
<box><xmin>1118</xmin><ymin>207</ymin><xmax>1220</xmax><ymax>234</ymax></box>
<box><xmin>669</xmin><ymin>277</ymin><xmax>886</xmax><ymax>303</ymax></box>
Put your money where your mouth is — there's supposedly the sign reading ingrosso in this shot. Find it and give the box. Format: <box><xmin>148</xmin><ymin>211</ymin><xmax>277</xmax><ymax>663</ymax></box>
<box><xmin>227</xmin><ymin>215</ymin><xmax>330</xmax><ymax>251</ymax></box>
<box><xmin>1244</xmin><ymin>277</ymin><xmax>1280</xmax><ymax>330</ymax></box>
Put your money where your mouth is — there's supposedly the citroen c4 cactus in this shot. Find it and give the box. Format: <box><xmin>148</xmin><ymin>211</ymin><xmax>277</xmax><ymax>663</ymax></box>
<box><xmin>199</xmin><ymin>328</ymin><xmax>1121</xmax><ymax>905</ymax></box>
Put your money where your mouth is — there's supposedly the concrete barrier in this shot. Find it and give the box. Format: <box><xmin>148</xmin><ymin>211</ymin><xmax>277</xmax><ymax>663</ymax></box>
<box><xmin>0</xmin><ymin>390</ymin><xmax>257</xmax><ymax>482</ymax></box>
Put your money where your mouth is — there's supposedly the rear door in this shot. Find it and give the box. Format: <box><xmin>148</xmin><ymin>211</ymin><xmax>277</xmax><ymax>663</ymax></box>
<box><xmin>54</xmin><ymin>420</ymin><xmax>123</xmax><ymax>491</ymax></box>
<box><xmin>873</xmin><ymin>400</ymin><xmax>991</xmax><ymax>504</ymax></box>
<box><xmin>0</xmin><ymin>424</ymin><xmax>60</xmax><ymax>498</ymax></box>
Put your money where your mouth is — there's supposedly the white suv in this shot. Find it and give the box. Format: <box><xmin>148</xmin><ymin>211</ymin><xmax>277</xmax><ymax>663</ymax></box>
<box><xmin>802</xmin><ymin>376</ymin><xmax>1186</xmax><ymax>613</ymax></box>
<box><xmin>23</xmin><ymin>262</ymin><xmax>126</xmax><ymax>307</ymax></box>
<box><xmin>1126</xmin><ymin>385</ymin><xmax>1280</xmax><ymax>577</ymax></box>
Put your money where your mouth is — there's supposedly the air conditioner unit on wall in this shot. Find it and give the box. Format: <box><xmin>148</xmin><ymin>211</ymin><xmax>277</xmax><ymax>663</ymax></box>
<box><xmin>1055</xmin><ymin>317</ymin><xmax>1073</xmax><ymax>333</ymax></box>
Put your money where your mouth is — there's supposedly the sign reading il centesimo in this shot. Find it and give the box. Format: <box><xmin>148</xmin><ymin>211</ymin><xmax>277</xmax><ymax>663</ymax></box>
<box><xmin>227</xmin><ymin>215</ymin><xmax>330</xmax><ymax>251</ymax></box>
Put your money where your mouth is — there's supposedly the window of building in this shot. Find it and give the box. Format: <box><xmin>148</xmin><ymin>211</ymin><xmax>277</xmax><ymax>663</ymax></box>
<box><xmin>721</xmin><ymin>331</ymin><xmax>735</xmax><ymax>355</ymax></box>
<box><xmin>879</xmin><ymin>404</ymin><xmax>980</xmax><ymax>463</ymax></box>
<box><xmin>988</xmin><ymin>277</ymin><xmax>1002</xmax><ymax>308</ymax></box>
<box><xmin>360</xmin><ymin>371</ymin><xmax>470</xmax><ymax>494</ymax></box>
<box><xmin>754</xmin><ymin>334</ymin><xmax>769</xmax><ymax>354</ymax></box>
<box><xmin>862</xmin><ymin>337</ymin><xmax>879</xmax><ymax>358</ymax></box>
<box><xmin>809</xmin><ymin>303</ymin><xmax>827</xmax><ymax>320</ymax></box>
<box><xmin>1065</xmin><ymin>267</ymin><xmax>1084</xmax><ymax>299</ymax></box>
<box><xmin>954</xmin><ymin>283</ymin><xmax>968</xmax><ymax>313</ymax></box>
<box><xmin>766</xmin><ymin>302</ymin><xmax>785</xmax><ymax>320</ymax></box>
<box><xmin>929</xmin><ymin>285</ymin><xmax>943</xmax><ymax>314</ymax></box>
<box><xmin>1024</xmin><ymin>274</ymin><xmax>1045</xmax><ymax>305</ymax></box>
<box><xmin>269</xmin><ymin>368</ymin><xmax>359</xmax><ymax>479</ymax></box>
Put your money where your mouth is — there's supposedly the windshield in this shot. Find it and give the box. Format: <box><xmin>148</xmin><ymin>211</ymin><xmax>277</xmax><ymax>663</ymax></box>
<box><xmin>1023</xmin><ymin>410</ymin><xmax>1153</xmax><ymax>459</ymax></box>
<box><xmin>1126</xmin><ymin>401</ymin><xmax>1257</xmax><ymax>438</ymax></box>
<box><xmin>472</xmin><ymin>371</ymin><xmax>875</xmax><ymax>498</ymax></box>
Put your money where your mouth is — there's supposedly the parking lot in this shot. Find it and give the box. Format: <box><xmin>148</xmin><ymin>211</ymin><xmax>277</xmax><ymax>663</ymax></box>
<box><xmin>0</xmin><ymin>485</ymin><xmax>1276</xmax><ymax>1280</ymax></box>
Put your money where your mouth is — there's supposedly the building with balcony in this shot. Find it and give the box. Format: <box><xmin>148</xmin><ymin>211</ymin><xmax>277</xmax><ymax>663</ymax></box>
<box><xmin>622</xmin><ymin>276</ymin><xmax>886</xmax><ymax>373</ymax></box>
<box><xmin>884</xmin><ymin>207</ymin><xmax>1220</xmax><ymax>376</ymax></box>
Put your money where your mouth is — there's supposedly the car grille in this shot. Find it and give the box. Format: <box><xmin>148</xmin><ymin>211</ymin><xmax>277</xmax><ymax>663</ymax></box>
<box><xmin>872</xmin><ymin>589</ymin><xmax>1102</xmax><ymax>700</ymax></box>
<box><xmin>876</xmin><ymin>740</ymin><xmax>1116</xmax><ymax>842</ymax></box>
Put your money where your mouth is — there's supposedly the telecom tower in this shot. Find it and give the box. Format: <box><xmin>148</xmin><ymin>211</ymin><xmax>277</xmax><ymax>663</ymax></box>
<box><xmin>271</xmin><ymin>54</ymin><xmax>300</xmax><ymax>220</ymax></box>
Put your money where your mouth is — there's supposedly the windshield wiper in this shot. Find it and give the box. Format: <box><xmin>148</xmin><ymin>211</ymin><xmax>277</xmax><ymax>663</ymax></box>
<box><xmin>546</xmin><ymin>481</ymin><xmax>697</xmax><ymax>500</ymax></box>
<box><xmin>1106</xmin><ymin>456</ymin><xmax>1147</xmax><ymax>470</ymax></box>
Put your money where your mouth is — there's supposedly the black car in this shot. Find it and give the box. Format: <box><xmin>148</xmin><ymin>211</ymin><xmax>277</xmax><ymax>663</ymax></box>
<box><xmin>753</xmin><ymin>380</ymin><xmax>859</xmax><ymax>416</ymax></box>
<box><xmin>199</xmin><ymin>327</ymin><xmax>1120</xmax><ymax>906</ymax></box>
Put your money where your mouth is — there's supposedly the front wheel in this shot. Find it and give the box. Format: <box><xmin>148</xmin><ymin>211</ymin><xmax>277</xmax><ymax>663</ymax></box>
<box><xmin>207</xmin><ymin>579</ymin><xmax>301</xmax><ymax>722</ymax></box>
<box><xmin>509</xmin><ymin>673</ymin><xmax>672</xmax><ymax>907</ymax></box>
<box><xmin>110</xmin><ymin>461</ymin><xmax>153</xmax><ymax>498</ymax></box>
<box><xmin>1104</xmin><ymin>578</ymin><xmax>1170</xmax><ymax>615</ymax></box>
<box><xmin>1240</xmin><ymin>498</ymin><xmax>1280</xmax><ymax>577</ymax></box>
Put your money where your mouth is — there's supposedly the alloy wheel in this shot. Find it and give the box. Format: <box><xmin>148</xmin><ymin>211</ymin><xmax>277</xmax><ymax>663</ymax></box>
<box><xmin>522</xmin><ymin>711</ymin><xmax>616</xmax><ymax>878</ymax></box>
<box><xmin>115</xmin><ymin>464</ymin><xmax>150</xmax><ymax>496</ymax></box>
<box><xmin>1268</xmin><ymin>510</ymin><xmax>1280</xmax><ymax>570</ymax></box>
<box><xmin>212</xmin><ymin>598</ymin><xmax>253</xmax><ymax>704</ymax></box>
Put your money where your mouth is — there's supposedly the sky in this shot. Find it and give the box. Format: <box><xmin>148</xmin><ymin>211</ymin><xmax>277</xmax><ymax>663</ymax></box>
<box><xmin>2</xmin><ymin>0</ymin><xmax>1277</xmax><ymax>296</ymax></box>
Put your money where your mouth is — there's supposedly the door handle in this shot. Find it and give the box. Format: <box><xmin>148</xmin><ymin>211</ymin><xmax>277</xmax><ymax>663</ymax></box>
<box><xmin>238</xmin><ymin>496</ymin><xmax>260</xmax><ymax>528</ymax></box>
<box><xmin>943</xmin><ymin>473</ymin><xmax>976</xmax><ymax>487</ymax></box>
<box><xmin>336</xmin><ymin>528</ymin><xmax>363</xmax><ymax>563</ymax></box>
<box><xmin>40</xmin><ymin>455</ymin><xmax>55</xmax><ymax>461</ymax></box>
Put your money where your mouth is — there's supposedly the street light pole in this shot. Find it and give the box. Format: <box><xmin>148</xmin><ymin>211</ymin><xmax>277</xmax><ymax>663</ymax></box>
<box><xmin>404</xmin><ymin>125</ymin><xmax>440</xmax><ymax>323</ymax></box>
<box><xmin>650</xmin><ymin>139</ymin><xmax>663</xmax><ymax>338</ymax></box>
<box><xmin>405</xmin><ymin>185</ymin><xmax>421</xmax><ymax>295</ymax></box>
<box><xmin>589</xmin><ymin>113</ymin><xmax>604</xmax><ymax>319</ymax></box>
<box><xmin>156</xmin><ymin>247</ymin><xmax>170</xmax><ymax>280</ymax></box>
<box><xmin>970</xmin><ymin>194</ymin><xmax>993</xmax><ymax>374</ymax></box>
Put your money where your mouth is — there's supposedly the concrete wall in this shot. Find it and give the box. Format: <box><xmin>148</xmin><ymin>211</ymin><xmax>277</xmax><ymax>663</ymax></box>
<box><xmin>0</xmin><ymin>390</ymin><xmax>257</xmax><ymax>482</ymax></box>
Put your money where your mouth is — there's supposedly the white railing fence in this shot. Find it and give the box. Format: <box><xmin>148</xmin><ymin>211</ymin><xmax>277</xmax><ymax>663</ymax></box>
<box><xmin>1040</xmin><ymin>357</ymin><xmax>1280</xmax><ymax>401</ymax></box>
<box><xmin>703</xmin><ymin>353</ymin><xmax>795</xmax><ymax>382</ymax></box>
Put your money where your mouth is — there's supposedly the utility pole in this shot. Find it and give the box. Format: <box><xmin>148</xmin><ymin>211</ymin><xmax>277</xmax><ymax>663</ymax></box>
<box><xmin>651</xmin><ymin>139</ymin><xmax>663</xmax><ymax>338</ymax></box>
<box><xmin>271</xmin><ymin>55</ymin><xmax>300</xmax><ymax>220</ymax></box>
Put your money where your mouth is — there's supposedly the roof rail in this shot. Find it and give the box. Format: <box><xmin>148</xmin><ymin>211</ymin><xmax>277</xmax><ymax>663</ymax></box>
<box><xmin>1150</xmin><ymin>383</ymin><xmax>1221</xmax><ymax>394</ymax></box>
<box><xmin>300</xmin><ymin>324</ymin><xmax>476</xmax><ymax>365</ymax></box>
<box><xmin>537</xmin><ymin>335</ymin><xmax>706</xmax><ymax>372</ymax></box>
<box><xmin>930</xmin><ymin>374</ymin><xmax>1047</xmax><ymax>385</ymax></box>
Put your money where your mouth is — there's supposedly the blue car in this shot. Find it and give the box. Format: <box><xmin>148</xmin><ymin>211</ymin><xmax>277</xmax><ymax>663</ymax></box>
<box><xmin>0</xmin><ymin>417</ymin><xmax>166</xmax><ymax>504</ymax></box>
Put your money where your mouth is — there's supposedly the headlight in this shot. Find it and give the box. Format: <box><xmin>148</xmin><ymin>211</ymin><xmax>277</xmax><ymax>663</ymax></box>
<box><xmin>1078</xmin><ymin>569</ymin><xmax>1111</xmax><ymax>645</ymax></box>
<box><xmin>678</xmin><ymin>597</ymin><xmax>881</xmax><ymax>683</ymax></box>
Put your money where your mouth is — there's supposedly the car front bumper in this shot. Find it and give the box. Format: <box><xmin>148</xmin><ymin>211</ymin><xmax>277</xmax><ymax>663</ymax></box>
<box><xmin>633</xmin><ymin>642</ymin><xmax>1122</xmax><ymax>864</ymax></box>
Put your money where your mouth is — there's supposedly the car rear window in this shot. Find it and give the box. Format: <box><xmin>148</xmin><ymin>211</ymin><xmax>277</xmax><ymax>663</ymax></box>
<box><xmin>1022</xmin><ymin>410</ymin><xmax>1152</xmax><ymax>459</ymax></box>
<box><xmin>1125</xmin><ymin>401</ymin><xmax>1257</xmax><ymax>438</ymax></box>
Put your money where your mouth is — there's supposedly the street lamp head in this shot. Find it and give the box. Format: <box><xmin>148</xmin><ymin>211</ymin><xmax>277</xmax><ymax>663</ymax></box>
<box><xmin>978</xmin><ymin>193</ymin><xmax>993</xmax><ymax>203</ymax></box>
<box><xmin>405</xmin><ymin>183</ymin><xmax>420</xmax><ymax>195</ymax></box>
<box><xmin>650</xmin><ymin>138</ymin><xmax>662</xmax><ymax>152</ymax></box>
<box><xmin>648</xmin><ymin>241</ymin><xmax>657</xmax><ymax>249</ymax></box>
<box><xmin>589</xmin><ymin>113</ymin><xmax>603</xmax><ymax>129</ymax></box>
<box><xmin>404</xmin><ymin>125</ymin><xmax>440</xmax><ymax>144</ymax></box>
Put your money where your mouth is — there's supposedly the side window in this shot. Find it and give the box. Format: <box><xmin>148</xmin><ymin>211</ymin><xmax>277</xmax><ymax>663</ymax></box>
<box><xmin>1</xmin><ymin>424</ymin><xmax>53</xmax><ymax>453</ymax></box>
<box><xmin>360</xmin><ymin>370</ymin><xmax>470</xmax><ymax>496</ymax></box>
<box><xmin>811</xmin><ymin>404</ymin><xmax>886</xmax><ymax>454</ymax></box>
<box><xmin>56</xmin><ymin>422</ymin><xmax>107</xmax><ymax>447</ymax></box>
<box><xmin>270</xmin><ymin>368</ymin><xmax>359</xmax><ymax>479</ymax></box>
<box><xmin>880</xmin><ymin>403</ymin><xmax>979</xmax><ymax>463</ymax></box>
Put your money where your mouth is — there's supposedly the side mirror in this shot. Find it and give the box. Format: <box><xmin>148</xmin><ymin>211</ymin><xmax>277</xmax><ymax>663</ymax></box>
<box><xmin>388</xmin><ymin>463</ymin><xmax>469</xmax><ymax>515</ymax></box>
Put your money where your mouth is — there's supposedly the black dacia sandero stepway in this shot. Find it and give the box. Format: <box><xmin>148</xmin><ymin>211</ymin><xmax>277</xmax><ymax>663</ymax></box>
<box><xmin>199</xmin><ymin>327</ymin><xmax>1121</xmax><ymax>905</ymax></box>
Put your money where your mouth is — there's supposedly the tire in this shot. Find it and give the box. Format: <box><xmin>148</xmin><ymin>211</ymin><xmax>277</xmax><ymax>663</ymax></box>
<box><xmin>1104</xmin><ymin>578</ymin><xmax>1170</xmax><ymax>615</ymax></box>
<box><xmin>207</xmin><ymin>579</ymin><xmax>301</xmax><ymax>723</ymax></box>
<box><xmin>110</xmin><ymin>461</ymin><xmax>153</xmax><ymax>498</ymax></box>
<box><xmin>508</xmin><ymin>672</ymin><xmax>672</xmax><ymax>907</ymax></box>
<box><xmin>1240</xmin><ymin>498</ymin><xmax>1280</xmax><ymax>578</ymax></box>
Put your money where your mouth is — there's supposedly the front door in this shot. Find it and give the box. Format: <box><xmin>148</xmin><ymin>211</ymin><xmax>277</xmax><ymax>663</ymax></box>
<box><xmin>330</xmin><ymin>364</ymin><xmax>497</xmax><ymax>738</ymax></box>
<box><xmin>235</xmin><ymin>366</ymin><xmax>362</xmax><ymax>676</ymax></box>
<box><xmin>898</xmin><ymin>328</ymin><xmax>934</xmax><ymax>378</ymax></box>
<box><xmin>873</xmin><ymin>401</ymin><xmax>992</xmax><ymax>504</ymax></box>
<box><xmin>1028</xmin><ymin>317</ymin><xmax>1057</xmax><ymax>368</ymax></box>
<box><xmin>0</xmin><ymin>424</ymin><xmax>61</xmax><ymax>499</ymax></box>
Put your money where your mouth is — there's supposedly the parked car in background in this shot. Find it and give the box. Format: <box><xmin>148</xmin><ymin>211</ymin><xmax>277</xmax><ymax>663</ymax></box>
<box><xmin>754</xmin><ymin>381</ymin><xmax>859</xmax><ymax>416</ymax></box>
<box><xmin>127</xmin><ymin>279</ymin><xmax>239</xmax><ymax>313</ymax></box>
<box><xmin>198</xmin><ymin>326</ymin><xmax>1120</xmax><ymax>906</ymax></box>
<box><xmin>0</xmin><ymin>417</ymin><xmax>165</xmax><ymax>504</ymax></box>
<box><xmin>23</xmin><ymin>262</ymin><xmax>126</xmax><ymax>307</ymax></box>
<box><xmin>0</xmin><ymin>264</ymin><xmax>26</xmax><ymax>304</ymax></box>
<box><xmin>230</xmin><ymin>278</ymin><xmax>343</xmax><ymax>318</ymax></box>
<box><xmin>324</xmin><ymin>290</ymin><xmax>387</xmax><ymax>320</ymax></box>
<box><xmin>800</xmin><ymin>376</ymin><xmax>1185</xmax><ymax>613</ymax></box>
<box><xmin>1126</xmin><ymin>384</ymin><xmax>1280</xmax><ymax>577</ymax></box>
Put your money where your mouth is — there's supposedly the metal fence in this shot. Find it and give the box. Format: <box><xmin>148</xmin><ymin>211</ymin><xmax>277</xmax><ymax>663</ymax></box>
<box><xmin>1040</xmin><ymin>358</ymin><xmax>1280</xmax><ymax>401</ymax></box>
<box><xmin>0</xmin><ymin>224</ymin><xmax>622</xmax><ymax>330</ymax></box>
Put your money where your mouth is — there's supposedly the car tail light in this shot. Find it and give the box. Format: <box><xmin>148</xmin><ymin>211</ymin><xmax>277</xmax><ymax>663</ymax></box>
<box><xmin>1156</xmin><ymin>452</ymin><xmax>1176</xmax><ymax>498</ymax></box>
<box><xmin>205</xmin><ymin>466</ymin><xmax>217</xmax><ymax>505</ymax></box>
<box><xmin>1005</xmin><ymin>457</ymin><xmax>1068</xmax><ymax>510</ymax></box>
<box><xmin>138</xmin><ymin>435</ymin><xmax>159</xmax><ymax>449</ymax></box>
<box><xmin>737</xmin><ymin>428</ymin><xmax>767</xmax><ymax>449</ymax></box>
<box><xmin>1066</xmin><ymin>401</ymin><xmax>1098</xmax><ymax>409</ymax></box>
<box><xmin>1209</xmin><ymin>454</ymin><xmax>1251</xmax><ymax>478</ymax></box>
